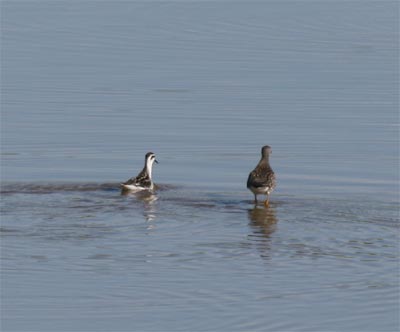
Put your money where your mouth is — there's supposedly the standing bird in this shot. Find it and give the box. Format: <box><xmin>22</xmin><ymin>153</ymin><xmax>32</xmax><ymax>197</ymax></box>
<box><xmin>121</xmin><ymin>152</ymin><xmax>158</xmax><ymax>191</ymax></box>
<box><xmin>247</xmin><ymin>145</ymin><xmax>276</xmax><ymax>207</ymax></box>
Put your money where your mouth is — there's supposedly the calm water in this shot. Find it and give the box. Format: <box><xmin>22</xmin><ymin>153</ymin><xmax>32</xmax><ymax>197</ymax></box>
<box><xmin>1</xmin><ymin>1</ymin><xmax>399</xmax><ymax>331</ymax></box>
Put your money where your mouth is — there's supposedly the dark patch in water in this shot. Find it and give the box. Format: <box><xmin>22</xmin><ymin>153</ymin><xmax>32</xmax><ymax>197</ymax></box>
<box><xmin>0</xmin><ymin>227</ymin><xmax>19</xmax><ymax>233</ymax></box>
<box><xmin>0</xmin><ymin>182</ymin><xmax>119</xmax><ymax>194</ymax></box>
<box><xmin>0</xmin><ymin>182</ymin><xmax>176</xmax><ymax>195</ymax></box>
<box><xmin>87</xmin><ymin>254</ymin><xmax>113</xmax><ymax>260</ymax></box>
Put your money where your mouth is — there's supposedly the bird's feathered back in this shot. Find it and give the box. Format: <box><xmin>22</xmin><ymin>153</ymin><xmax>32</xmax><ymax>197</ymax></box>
<box><xmin>247</xmin><ymin>160</ymin><xmax>276</xmax><ymax>189</ymax></box>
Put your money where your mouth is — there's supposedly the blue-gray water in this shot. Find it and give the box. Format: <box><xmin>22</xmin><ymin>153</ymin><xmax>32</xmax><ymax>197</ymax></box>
<box><xmin>1</xmin><ymin>1</ymin><xmax>399</xmax><ymax>331</ymax></box>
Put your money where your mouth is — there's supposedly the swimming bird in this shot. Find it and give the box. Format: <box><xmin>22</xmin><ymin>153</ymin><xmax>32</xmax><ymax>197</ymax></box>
<box><xmin>247</xmin><ymin>145</ymin><xmax>276</xmax><ymax>207</ymax></box>
<box><xmin>121</xmin><ymin>152</ymin><xmax>158</xmax><ymax>191</ymax></box>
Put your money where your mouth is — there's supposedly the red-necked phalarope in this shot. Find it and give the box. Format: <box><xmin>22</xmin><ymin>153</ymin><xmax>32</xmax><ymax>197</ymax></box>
<box><xmin>247</xmin><ymin>145</ymin><xmax>276</xmax><ymax>207</ymax></box>
<box><xmin>121</xmin><ymin>152</ymin><xmax>158</xmax><ymax>191</ymax></box>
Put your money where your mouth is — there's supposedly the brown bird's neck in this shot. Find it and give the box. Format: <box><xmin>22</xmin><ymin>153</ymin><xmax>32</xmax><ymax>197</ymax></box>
<box><xmin>259</xmin><ymin>156</ymin><xmax>270</xmax><ymax>166</ymax></box>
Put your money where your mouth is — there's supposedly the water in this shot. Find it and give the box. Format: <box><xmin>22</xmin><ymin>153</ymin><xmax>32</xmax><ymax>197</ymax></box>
<box><xmin>1</xmin><ymin>1</ymin><xmax>399</xmax><ymax>331</ymax></box>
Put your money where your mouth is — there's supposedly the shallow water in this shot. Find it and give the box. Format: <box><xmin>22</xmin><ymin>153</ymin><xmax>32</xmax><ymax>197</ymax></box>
<box><xmin>1</xmin><ymin>1</ymin><xmax>399</xmax><ymax>331</ymax></box>
<box><xmin>1</xmin><ymin>183</ymin><xmax>399</xmax><ymax>331</ymax></box>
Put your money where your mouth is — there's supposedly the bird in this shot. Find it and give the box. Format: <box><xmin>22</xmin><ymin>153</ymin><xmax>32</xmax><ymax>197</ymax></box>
<box><xmin>121</xmin><ymin>152</ymin><xmax>158</xmax><ymax>191</ymax></box>
<box><xmin>247</xmin><ymin>145</ymin><xmax>276</xmax><ymax>207</ymax></box>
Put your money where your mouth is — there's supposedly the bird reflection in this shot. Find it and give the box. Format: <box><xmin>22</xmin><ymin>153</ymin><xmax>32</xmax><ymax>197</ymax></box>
<box><xmin>121</xmin><ymin>189</ymin><xmax>158</xmax><ymax>221</ymax></box>
<box><xmin>247</xmin><ymin>206</ymin><xmax>278</xmax><ymax>258</ymax></box>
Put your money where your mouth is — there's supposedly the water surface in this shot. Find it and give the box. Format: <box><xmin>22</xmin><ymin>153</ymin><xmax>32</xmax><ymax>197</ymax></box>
<box><xmin>1</xmin><ymin>1</ymin><xmax>399</xmax><ymax>331</ymax></box>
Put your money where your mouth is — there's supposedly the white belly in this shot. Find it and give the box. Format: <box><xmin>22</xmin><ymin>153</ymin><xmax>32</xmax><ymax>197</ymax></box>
<box><xmin>121</xmin><ymin>184</ymin><xmax>153</xmax><ymax>191</ymax></box>
<box><xmin>249</xmin><ymin>186</ymin><xmax>273</xmax><ymax>195</ymax></box>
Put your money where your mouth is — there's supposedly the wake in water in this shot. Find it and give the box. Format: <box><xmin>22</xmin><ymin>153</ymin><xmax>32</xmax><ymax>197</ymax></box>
<box><xmin>0</xmin><ymin>182</ymin><xmax>176</xmax><ymax>195</ymax></box>
<box><xmin>1</xmin><ymin>182</ymin><xmax>398</xmax><ymax>229</ymax></box>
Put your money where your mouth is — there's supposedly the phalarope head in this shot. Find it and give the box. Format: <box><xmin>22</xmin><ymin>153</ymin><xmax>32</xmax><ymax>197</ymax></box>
<box><xmin>145</xmin><ymin>152</ymin><xmax>158</xmax><ymax>179</ymax></box>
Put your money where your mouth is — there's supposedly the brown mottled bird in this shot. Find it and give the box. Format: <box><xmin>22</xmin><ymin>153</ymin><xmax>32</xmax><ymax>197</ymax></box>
<box><xmin>247</xmin><ymin>145</ymin><xmax>276</xmax><ymax>207</ymax></box>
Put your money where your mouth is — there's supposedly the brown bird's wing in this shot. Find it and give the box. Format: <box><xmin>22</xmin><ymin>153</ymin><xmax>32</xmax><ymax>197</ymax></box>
<box><xmin>247</xmin><ymin>168</ymin><xmax>276</xmax><ymax>189</ymax></box>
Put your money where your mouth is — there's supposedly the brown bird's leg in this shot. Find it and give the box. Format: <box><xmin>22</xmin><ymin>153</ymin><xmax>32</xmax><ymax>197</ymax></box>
<box><xmin>264</xmin><ymin>195</ymin><xmax>270</xmax><ymax>207</ymax></box>
<box><xmin>254</xmin><ymin>194</ymin><xmax>258</xmax><ymax>205</ymax></box>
